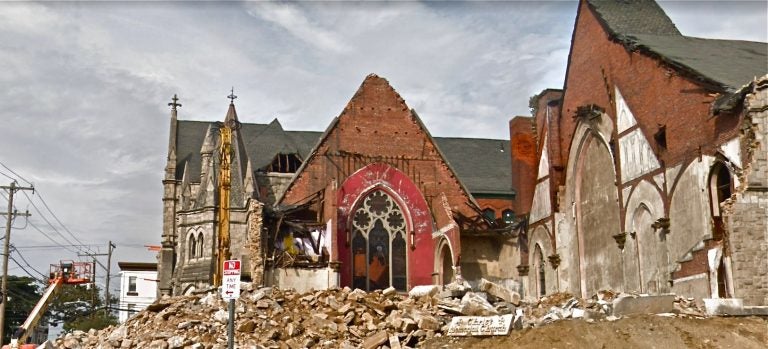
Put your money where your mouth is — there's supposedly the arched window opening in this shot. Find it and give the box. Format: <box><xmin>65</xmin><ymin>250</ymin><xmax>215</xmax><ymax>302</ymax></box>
<box><xmin>709</xmin><ymin>163</ymin><xmax>732</xmax><ymax>216</ymax></box>
<box><xmin>197</xmin><ymin>233</ymin><xmax>204</xmax><ymax>258</ymax></box>
<box><xmin>351</xmin><ymin>189</ymin><xmax>408</xmax><ymax>291</ymax></box>
<box><xmin>188</xmin><ymin>235</ymin><xmax>197</xmax><ymax>261</ymax></box>
<box><xmin>534</xmin><ymin>244</ymin><xmax>546</xmax><ymax>297</ymax></box>
<box><xmin>709</xmin><ymin>163</ymin><xmax>733</xmax><ymax>239</ymax></box>
<box><xmin>482</xmin><ymin>208</ymin><xmax>496</xmax><ymax>222</ymax></box>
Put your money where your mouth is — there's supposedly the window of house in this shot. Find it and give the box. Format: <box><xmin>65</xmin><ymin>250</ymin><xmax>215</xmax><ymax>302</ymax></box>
<box><xmin>128</xmin><ymin>276</ymin><xmax>137</xmax><ymax>296</ymax></box>
<box><xmin>351</xmin><ymin>189</ymin><xmax>408</xmax><ymax>292</ymax></box>
<box><xmin>127</xmin><ymin>303</ymin><xmax>136</xmax><ymax>316</ymax></box>
<box><xmin>482</xmin><ymin>208</ymin><xmax>496</xmax><ymax>222</ymax></box>
<box><xmin>534</xmin><ymin>244</ymin><xmax>546</xmax><ymax>297</ymax></box>
<box><xmin>502</xmin><ymin>209</ymin><xmax>516</xmax><ymax>224</ymax></box>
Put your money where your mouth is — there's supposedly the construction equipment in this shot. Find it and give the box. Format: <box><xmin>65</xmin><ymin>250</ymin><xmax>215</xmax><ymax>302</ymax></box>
<box><xmin>3</xmin><ymin>261</ymin><xmax>92</xmax><ymax>349</ymax></box>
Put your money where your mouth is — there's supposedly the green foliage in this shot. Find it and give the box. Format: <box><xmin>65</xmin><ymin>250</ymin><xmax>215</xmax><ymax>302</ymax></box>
<box><xmin>49</xmin><ymin>284</ymin><xmax>117</xmax><ymax>332</ymax></box>
<box><xmin>2</xmin><ymin>276</ymin><xmax>43</xmax><ymax>344</ymax></box>
<box><xmin>62</xmin><ymin>309</ymin><xmax>117</xmax><ymax>332</ymax></box>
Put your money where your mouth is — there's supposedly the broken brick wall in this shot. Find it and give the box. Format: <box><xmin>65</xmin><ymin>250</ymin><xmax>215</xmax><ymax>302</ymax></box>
<box><xmin>280</xmin><ymin>75</ymin><xmax>479</xmax><ymax>290</ymax></box>
<box><xmin>509</xmin><ymin>116</ymin><xmax>536</xmax><ymax>216</ymax></box>
<box><xmin>559</xmin><ymin>0</ymin><xmax>741</xmax><ymax>191</ymax></box>
<box><xmin>727</xmin><ymin>76</ymin><xmax>768</xmax><ymax>305</ymax></box>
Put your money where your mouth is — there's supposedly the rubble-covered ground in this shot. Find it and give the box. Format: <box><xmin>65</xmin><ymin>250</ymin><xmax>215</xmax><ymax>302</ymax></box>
<box><xmin>52</xmin><ymin>281</ymin><xmax>767</xmax><ymax>349</ymax></box>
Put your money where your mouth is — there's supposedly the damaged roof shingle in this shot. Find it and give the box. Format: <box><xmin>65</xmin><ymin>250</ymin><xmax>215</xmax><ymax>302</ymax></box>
<box><xmin>175</xmin><ymin>120</ymin><xmax>514</xmax><ymax>197</ymax></box>
<box><xmin>586</xmin><ymin>0</ymin><xmax>767</xmax><ymax>92</ymax></box>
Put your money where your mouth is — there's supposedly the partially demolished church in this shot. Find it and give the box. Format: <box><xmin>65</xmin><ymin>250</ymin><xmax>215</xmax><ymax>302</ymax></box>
<box><xmin>158</xmin><ymin>75</ymin><xmax>518</xmax><ymax>297</ymax></box>
<box><xmin>510</xmin><ymin>0</ymin><xmax>767</xmax><ymax>305</ymax></box>
<box><xmin>158</xmin><ymin>0</ymin><xmax>768</xmax><ymax>306</ymax></box>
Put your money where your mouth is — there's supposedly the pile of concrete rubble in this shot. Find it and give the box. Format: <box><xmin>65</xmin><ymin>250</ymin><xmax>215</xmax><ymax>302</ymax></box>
<box><xmin>52</xmin><ymin>279</ymin><xmax>709</xmax><ymax>349</ymax></box>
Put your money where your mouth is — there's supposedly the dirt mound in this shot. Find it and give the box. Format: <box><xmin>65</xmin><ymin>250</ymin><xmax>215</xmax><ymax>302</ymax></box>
<box><xmin>422</xmin><ymin>314</ymin><xmax>768</xmax><ymax>349</ymax></box>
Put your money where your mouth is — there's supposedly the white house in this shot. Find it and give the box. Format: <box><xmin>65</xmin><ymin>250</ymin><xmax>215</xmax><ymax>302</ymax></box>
<box><xmin>117</xmin><ymin>262</ymin><xmax>158</xmax><ymax>323</ymax></box>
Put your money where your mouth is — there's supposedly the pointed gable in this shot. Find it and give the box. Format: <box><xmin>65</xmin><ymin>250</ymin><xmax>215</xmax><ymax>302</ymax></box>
<box><xmin>279</xmin><ymin>74</ymin><xmax>476</xmax><ymax>209</ymax></box>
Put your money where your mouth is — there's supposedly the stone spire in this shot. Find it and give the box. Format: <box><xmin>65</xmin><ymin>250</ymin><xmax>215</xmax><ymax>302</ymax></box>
<box><xmin>165</xmin><ymin>94</ymin><xmax>181</xmax><ymax>180</ymax></box>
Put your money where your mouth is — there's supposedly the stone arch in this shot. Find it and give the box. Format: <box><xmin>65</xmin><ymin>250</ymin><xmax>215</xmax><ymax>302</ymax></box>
<box><xmin>668</xmin><ymin>156</ymin><xmax>715</xmax><ymax>268</ymax></box>
<box><xmin>528</xmin><ymin>225</ymin><xmax>555</xmax><ymax>296</ymax></box>
<box><xmin>623</xmin><ymin>180</ymin><xmax>667</xmax><ymax>293</ymax></box>
<box><xmin>186</xmin><ymin>229</ymin><xmax>197</xmax><ymax>261</ymax></box>
<box><xmin>434</xmin><ymin>237</ymin><xmax>455</xmax><ymax>285</ymax></box>
<box><xmin>197</xmin><ymin>232</ymin><xmax>204</xmax><ymax>258</ymax></box>
<box><xmin>707</xmin><ymin>160</ymin><xmax>735</xmax><ymax>297</ymax></box>
<box><xmin>567</xmin><ymin>121</ymin><xmax>622</xmax><ymax>297</ymax></box>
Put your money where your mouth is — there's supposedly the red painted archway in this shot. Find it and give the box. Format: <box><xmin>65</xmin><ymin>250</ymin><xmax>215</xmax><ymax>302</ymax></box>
<box><xmin>337</xmin><ymin>163</ymin><xmax>435</xmax><ymax>289</ymax></box>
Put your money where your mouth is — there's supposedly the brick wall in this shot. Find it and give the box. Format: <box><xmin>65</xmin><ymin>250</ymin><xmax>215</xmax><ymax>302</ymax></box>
<box><xmin>281</xmin><ymin>75</ymin><xmax>475</xmax><ymax>218</ymax></box>
<box><xmin>558</xmin><ymin>1</ymin><xmax>741</xmax><ymax>195</ymax></box>
<box><xmin>509</xmin><ymin>116</ymin><xmax>536</xmax><ymax>215</ymax></box>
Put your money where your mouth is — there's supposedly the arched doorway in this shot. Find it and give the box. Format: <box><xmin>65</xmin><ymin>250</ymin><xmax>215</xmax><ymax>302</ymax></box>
<box><xmin>440</xmin><ymin>243</ymin><xmax>453</xmax><ymax>285</ymax></box>
<box><xmin>351</xmin><ymin>189</ymin><xmax>408</xmax><ymax>291</ymax></box>
<box><xmin>708</xmin><ymin>162</ymin><xmax>733</xmax><ymax>297</ymax></box>
<box><xmin>533</xmin><ymin>244</ymin><xmax>546</xmax><ymax>296</ymax></box>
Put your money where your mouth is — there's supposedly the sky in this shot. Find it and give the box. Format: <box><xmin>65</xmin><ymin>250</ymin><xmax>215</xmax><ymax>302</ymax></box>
<box><xmin>0</xmin><ymin>0</ymin><xmax>765</xmax><ymax>297</ymax></box>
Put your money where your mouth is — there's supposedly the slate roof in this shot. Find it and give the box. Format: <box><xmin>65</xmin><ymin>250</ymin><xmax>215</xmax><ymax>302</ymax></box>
<box><xmin>586</xmin><ymin>0</ymin><xmax>768</xmax><ymax>92</ymax></box>
<box><xmin>175</xmin><ymin>119</ymin><xmax>514</xmax><ymax>196</ymax></box>
<box><xmin>631</xmin><ymin>35</ymin><xmax>768</xmax><ymax>91</ymax></box>
<box><xmin>587</xmin><ymin>0</ymin><xmax>681</xmax><ymax>37</ymax></box>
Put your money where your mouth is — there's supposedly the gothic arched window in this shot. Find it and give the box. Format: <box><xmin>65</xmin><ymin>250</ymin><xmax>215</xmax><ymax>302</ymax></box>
<box><xmin>188</xmin><ymin>234</ymin><xmax>197</xmax><ymax>261</ymax></box>
<box><xmin>351</xmin><ymin>189</ymin><xmax>408</xmax><ymax>291</ymax></box>
<box><xmin>197</xmin><ymin>232</ymin><xmax>204</xmax><ymax>258</ymax></box>
<box><xmin>534</xmin><ymin>244</ymin><xmax>546</xmax><ymax>296</ymax></box>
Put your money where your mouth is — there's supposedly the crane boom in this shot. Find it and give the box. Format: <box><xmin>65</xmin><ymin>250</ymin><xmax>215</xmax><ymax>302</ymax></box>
<box><xmin>10</xmin><ymin>278</ymin><xmax>63</xmax><ymax>347</ymax></box>
<box><xmin>3</xmin><ymin>261</ymin><xmax>92</xmax><ymax>349</ymax></box>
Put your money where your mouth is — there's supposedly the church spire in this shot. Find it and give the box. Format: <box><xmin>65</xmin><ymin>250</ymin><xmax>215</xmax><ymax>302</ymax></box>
<box><xmin>165</xmin><ymin>94</ymin><xmax>181</xmax><ymax>180</ymax></box>
<box><xmin>224</xmin><ymin>87</ymin><xmax>240</xmax><ymax>130</ymax></box>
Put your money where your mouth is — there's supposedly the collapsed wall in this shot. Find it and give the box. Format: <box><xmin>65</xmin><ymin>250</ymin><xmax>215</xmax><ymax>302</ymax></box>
<box><xmin>727</xmin><ymin>76</ymin><xmax>768</xmax><ymax>306</ymax></box>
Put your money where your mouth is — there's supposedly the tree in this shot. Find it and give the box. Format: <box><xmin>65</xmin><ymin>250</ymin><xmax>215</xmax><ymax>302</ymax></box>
<box><xmin>48</xmin><ymin>284</ymin><xmax>117</xmax><ymax>332</ymax></box>
<box><xmin>2</xmin><ymin>276</ymin><xmax>43</xmax><ymax>344</ymax></box>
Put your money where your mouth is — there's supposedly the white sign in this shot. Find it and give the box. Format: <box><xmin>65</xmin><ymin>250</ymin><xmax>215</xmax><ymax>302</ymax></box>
<box><xmin>222</xmin><ymin>260</ymin><xmax>241</xmax><ymax>300</ymax></box>
<box><xmin>446</xmin><ymin>314</ymin><xmax>513</xmax><ymax>336</ymax></box>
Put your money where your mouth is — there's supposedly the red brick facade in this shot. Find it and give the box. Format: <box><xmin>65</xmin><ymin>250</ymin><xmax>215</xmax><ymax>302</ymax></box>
<box><xmin>559</xmin><ymin>0</ymin><xmax>741</xmax><ymax>190</ymax></box>
<box><xmin>280</xmin><ymin>75</ymin><xmax>481</xmax><ymax>289</ymax></box>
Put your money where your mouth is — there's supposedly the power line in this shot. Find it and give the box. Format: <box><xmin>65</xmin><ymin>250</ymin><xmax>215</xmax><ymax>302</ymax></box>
<box><xmin>0</xmin><ymin>162</ymin><xmax>33</xmax><ymax>186</ymax></box>
<box><xmin>20</xmin><ymin>190</ymin><xmax>81</xmax><ymax>250</ymax></box>
<box><xmin>1</xmin><ymin>162</ymin><xmax>95</xmax><ymax>254</ymax></box>
<box><xmin>31</xmin><ymin>190</ymin><xmax>93</xmax><ymax>253</ymax></box>
<box><xmin>12</xmin><ymin>244</ymin><xmax>100</xmax><ymax>250</ymax></box>
<box><xmin>26</xmin><ymin>220</ymin><xmax>79</xmax><ymax>255</ymax></box>
<box><xmin>0</xmin><ymin>171</ymin><xmax>16</xmax><ymax>182</ymax></box>
<box><xmin>10</xmin><ymin>246</ymin><xmax>47</xmax><ymax>280</ymax></box>
<box><xmin>8</xmin><ymin>256</ymin><xmax>45</xmax><ymax>285</ymax></box>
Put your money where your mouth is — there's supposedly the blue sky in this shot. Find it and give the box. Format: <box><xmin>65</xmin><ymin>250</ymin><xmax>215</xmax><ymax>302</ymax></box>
<box><xmin>0</xmin><ymin>0</ymin><xmax>765</xmax><ymax>293</ymax></box>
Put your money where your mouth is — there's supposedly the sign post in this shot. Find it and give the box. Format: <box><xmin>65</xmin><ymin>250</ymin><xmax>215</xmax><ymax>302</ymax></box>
<box><xmin>222</xmin><ymin>260</ymin><xmax>241</xmax><ymax>349</ymax></box>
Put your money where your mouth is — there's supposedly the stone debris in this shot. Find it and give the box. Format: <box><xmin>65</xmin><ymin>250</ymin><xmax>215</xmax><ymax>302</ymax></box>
<box><xmin>52</xmin><ymin>283</ymin><xmax>714</xmax><ymax>349</ymax></box>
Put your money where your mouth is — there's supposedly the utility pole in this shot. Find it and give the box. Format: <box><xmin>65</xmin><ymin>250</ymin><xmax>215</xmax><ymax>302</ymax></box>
<box><xmin>79</xmin><ymin>241</ymin><xmax>115</xmax><ymax>316</ymax></box>
<box><xmin>0</xmin><ymin>182</ymin><xmax>34</xmax><ymax>343</ymax></box>
<box><xmin>105</xmin><ymin>241</ymin><xmax>115</xmax><ymax>314</ymax></box>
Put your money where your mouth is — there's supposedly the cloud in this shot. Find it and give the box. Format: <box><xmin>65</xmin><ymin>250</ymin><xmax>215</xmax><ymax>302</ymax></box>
<box><xmin>246</xmin><ymin>2</ymin><xmax>350</xmax><ymax>53</ymax></box>
<box><xmin>0</xmin><ymin>0</ymin><xmax>763</xmax><ymax>288</ymax></box>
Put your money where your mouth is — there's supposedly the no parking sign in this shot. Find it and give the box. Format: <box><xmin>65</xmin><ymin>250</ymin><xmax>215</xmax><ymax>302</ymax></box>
<box><xmin>222</xmin><ymin>260</ymin><xmax>241</xmax><ymax>300</ymax></box>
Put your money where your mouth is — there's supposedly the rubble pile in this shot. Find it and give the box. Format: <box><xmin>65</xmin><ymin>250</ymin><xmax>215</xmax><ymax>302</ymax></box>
<box><xmin>52</xmin><ymin>279</ymin><xmax>711</xmax><ymax>349</ymax></box>
<box><xmin>54</xmin><ymin>284</ymin><xmax>452</xmax><ymax>349</ymax></box>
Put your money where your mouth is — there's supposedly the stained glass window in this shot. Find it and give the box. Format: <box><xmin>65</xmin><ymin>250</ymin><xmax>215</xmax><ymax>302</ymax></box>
<box><xmin>350</xmin><ymin>189</ymin><xmax>408</xmax><ymax>291</ymax></box>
